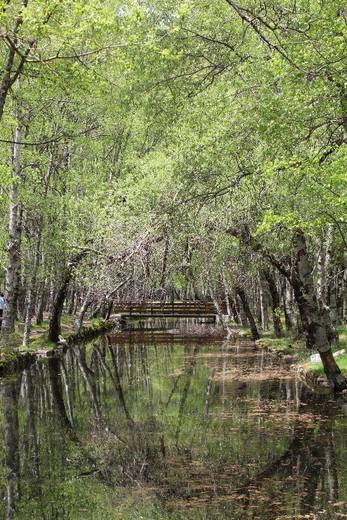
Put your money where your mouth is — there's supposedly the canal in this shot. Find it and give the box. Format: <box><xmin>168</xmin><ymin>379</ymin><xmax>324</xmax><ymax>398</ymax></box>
<box><xmin>1</xmin><ymin>319</ymin><xmax>347</xmax><ymax>519</ymax></box>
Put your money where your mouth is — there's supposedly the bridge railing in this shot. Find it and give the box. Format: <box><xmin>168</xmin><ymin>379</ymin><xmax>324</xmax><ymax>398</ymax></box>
<box><xmin>112</xmin><ymin>301</ymin><xmax>217</xmax><ymax>316</ymax></box>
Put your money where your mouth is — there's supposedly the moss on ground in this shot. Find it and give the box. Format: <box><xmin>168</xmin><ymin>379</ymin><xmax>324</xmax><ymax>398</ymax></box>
<box><xmin>228</xmin><ymin>324</ymin><xmax>253</xmax><ymax>337</ymax></box>
<box><xmin>256</xmin><ymin>336</ymin><xmax>304</xmax><ymax>355</ymax></box>
<box><xmin>0</xmin><ymin>315</ymin><xmax>117</xmax><ymax>361</ymax></box>
<box><xmin>229</xmin><ymin>322</ymin><xmax>304</xmax><ymax>355</ymax></box>
<box><xmin>26</xmin><ymin>335</ymin><xmax>56</xmax><ymax>351</ymax></box>
<box><xmin>0</xmin><ymin>348</ymin><xmax>21</xmax><ymax>367</ymax></box>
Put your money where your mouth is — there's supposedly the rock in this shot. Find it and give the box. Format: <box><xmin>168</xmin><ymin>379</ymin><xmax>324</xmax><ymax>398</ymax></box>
<box><xmin>310</xmin><ymin>353</ymin><xmax>321</xmax><ymax>363</ymax></box>
<box><xmin>283</xmin><ymin>354</ymin><xmax>298</xmax><ymax>363</ymax></box>
<box><xmin>333</xmin><ymin>349</ymin><xmax>346</xmax><ymax>358</ymax></box>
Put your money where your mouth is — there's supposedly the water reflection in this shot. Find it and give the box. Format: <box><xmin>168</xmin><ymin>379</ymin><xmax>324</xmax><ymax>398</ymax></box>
<box><xmin>0</xmin><ymin>326</ymin><xmax>346</xmax><ymax>519</ymax></box>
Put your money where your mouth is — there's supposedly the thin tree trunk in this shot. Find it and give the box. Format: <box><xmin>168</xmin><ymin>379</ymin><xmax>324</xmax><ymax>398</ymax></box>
<box><xmin>48</xmin><ymin>251</ymin><xmax>86</xmax><ymax>343</ymax></box>
<box><xmin>89</xmin><ymin>277</ymin><xmax>130</xmax><ymax>320</ymax></box>
<box><xmin>22</xmin><ymin>235</ymin><xmax>42</xmax><ymax>347</ymax></box>
<box><xmin>236</xmin><ymin>287</ymin><xmax>260</xmax><ymax>340</ymax></box>
<box><xmin>67</xmin><ymin>288</ymin><xmax>76</xmax><ymax>315</ymax></box>
<box><xmin>159</xmin><ymin>237</ymin><xmax>169</xmax><ymax>288</ymax></box>
<box><xmin>329</xmin><ymin>280</ymin><xmax>339</xmax><ymax>340</ymax></box>
<box><xmin>36</xmin><ymin>284</ymin><xmax>45</xmax><ymax>326</ymax></box>
<box><xmin>316</xmin><ymin>232</ymin><xmax>325</xmax><ymax>303</ymax></box>
<box><xmin>14</xmin><ymin>206</ymin><xmax>24</xmax><ymax>322</ymax></box>
<box><xmin>263</xmin><ymin>269</ymin><xmax>283</xmax><ymax>338</ymax></box>
<box><xmin>106</xmin><ymin>301</ymin><xmax>113</xmax><ymax>320</ymax></box>
<box><xmin>222</xmin><ymin>270</ymin><xmax>232</xmax><ymax>317</ymax></box>
<box><xmin>236</xmin><ymin>294</ymin><xmax>248</xmax><ymax>326</ymax></box>
<box><xmin>2</xmin><ymin>113</ymin><xmax>22</xmax><ymax>340</ymax></box>
<box><xmin>75</xmin><ymin>289</ymin><xmax>92</xmax><ymax>333</ymax></box>
<box><xmin>258</xmin><ymin>273</ymin><xmax>269</xmax><ymax>330</ymax></box>
<box><xmin>324</xmin><ymin>225</ymin><xmax>334</xmax><ymax>305</ymax></box>
<box><xmin>282</xmin><ymin>279</ymin><xmax>294</xmax><ymax>331</ymax></box>
<box><xmin>343</xmin><ymin>266</ymin><xmax>347</xmax><ymax>325</ymax></box>
<box><xmin>0</xmin><ymin>10</ymin><xmax>32</xmax><ymax>123</ymax></box>
<box><xmin>209</xmin><ymin>287</ymin><xmax>231</xmax><ymax>335</ymax></box>
<box><xmin>230</xmin><ymin>298</ymin><xmax>240</xmax><ymax>324</ymax></box>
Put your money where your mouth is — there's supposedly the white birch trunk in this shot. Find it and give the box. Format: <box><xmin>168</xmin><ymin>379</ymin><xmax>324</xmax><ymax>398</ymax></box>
<box><xmin>2</xmin><ymin>113</ymin><xmax>22</xmax><ymax>339</ymax></box>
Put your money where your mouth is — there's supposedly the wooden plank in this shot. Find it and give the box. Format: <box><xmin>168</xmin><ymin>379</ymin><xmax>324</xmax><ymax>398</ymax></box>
<box><xmin>112</xmin><ymin>300</ymin><xmax>217</xmax><ymax>317</ymax></box>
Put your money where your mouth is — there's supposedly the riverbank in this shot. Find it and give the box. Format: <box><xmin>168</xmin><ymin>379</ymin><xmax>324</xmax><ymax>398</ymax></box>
<box><xmin>232</xmin><ymin>323</ymin><xmax>347</xmax><ymax>386</ymax></box>
<box><xmin>0</xmin><ymin>317</ymin><xmax>120</xmax><ymax>376</ymax></box>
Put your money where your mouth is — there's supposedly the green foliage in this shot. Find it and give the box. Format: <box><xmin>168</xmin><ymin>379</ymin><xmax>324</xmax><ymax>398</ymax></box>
<box><xmin>0</xmin><ymin>0</ymin><xmax>346</xmax><ymax>348</ymax></box>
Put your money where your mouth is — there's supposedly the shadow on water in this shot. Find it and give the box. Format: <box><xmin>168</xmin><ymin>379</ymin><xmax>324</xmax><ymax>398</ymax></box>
<box><xmin>0</xmin><ymin>318</ymin><xmax>347</xmax><ymax>519</ymax></box>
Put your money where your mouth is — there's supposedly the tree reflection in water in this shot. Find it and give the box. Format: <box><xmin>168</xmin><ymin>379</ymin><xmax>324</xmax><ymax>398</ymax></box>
<box><xmin>0</xmin><ymin>331</ymin><xmax>346</xmax><ymax>519</ymax></box>
<box><xmin>2</xmin><ymin>377</ymin><xmax>20</xmax><ymax>520</ymax></box>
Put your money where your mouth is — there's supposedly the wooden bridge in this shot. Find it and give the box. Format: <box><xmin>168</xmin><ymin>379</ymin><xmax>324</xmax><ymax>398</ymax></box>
<box><xmin>113</xmin><ymin>301</ymin><xmax>217</xmax><ymax>319</ymax></box>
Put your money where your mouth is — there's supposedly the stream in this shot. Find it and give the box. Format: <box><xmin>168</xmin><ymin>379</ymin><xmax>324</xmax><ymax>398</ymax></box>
<box><xmin>1</xmin><ymin>319</ymin><xmax>347</xmax><ymax>519</ymax></box>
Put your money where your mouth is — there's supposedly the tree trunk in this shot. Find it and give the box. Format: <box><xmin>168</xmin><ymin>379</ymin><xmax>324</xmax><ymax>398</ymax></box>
<box><xmin>14</xmin><ymin>208</ymin><xmax>24</xmax><ymax>323</ymax></box>
<box><xmin>75</xmin><ymin>290</ymin><xmax>92</xmax><ymax>333</ymax></box>
<box><xmin>106</xmin><ymin>301</ymin><xmax>113</xmax><ymax>320</ymax></box>
<box><xmin>258</xmin><ymin>273</ymin><xmax>269</xmax><ymax>330</ymax></box>
<box><xmin>291</xmin><ymin>229</ymin><xmax>346</xmax><ymax>391</ymax></box>
<box><xmin>22</xmin><ymin>235</ymin><xmax>42</xmax><ymax>347</ymax></box>
<box><xmin>263</xmin><ymin>269</ymin><xmax>282</xmax><ymax>338</ymax></box>
<box><xmin>329</xmin><ymin>282</ymin><xmax>339</xmax><ymax>341</ymax></box>
<box><xmin>236</xmin><ymin>287</ymin><xmax>260</xmax><ymax>340</ymax></box>
<box><xmin>36</xmin><ymin>285</ymin><xmax>45</xmax><ymax>326</ymax></box>
<box><xmin>67</xmin><ymin>288</ymin><xmax>76</xmax><ymax>315</ymax></box>
<box><xmin>316</xmin><ymin>232</ymin><xmax>325</xmax><ymax>303</ymax></box>
<box><xmin>230</xmin><ymin>298</ymin><xmax>240</xmax><ymax>324</ymax></box>
<box><xmin>210</xmin><ymin>289</ymin><xmax>231</xmax><ymax>335</ymax></box>
<box><xmin>236</xmin><ymin>294</ymin><xmax>248</xmax><ymax>326</ymax></box>
<box><xmin>2</xmin><ymin>116</ymin><xmax>22</xmax><ymax>340</ymax></box>
<box><xmin>282</xmin><ymin>279</ymin><xmax>294</xmax><ymax>331</ymax></box>
<box><xmin>89</xmin><ymin>277</ymin><xmax>129</xmax><ymax>320</ymax></box>
<box><xmin>48</xmin><ymin>251</ymin><xmax>86</xmax><ymax>343</ymax></box>
<box><xmin>228</xmin><ymin>224</ymin><xmax>347</xmax><ymax>391</ymax></box>
<box><xmin>159</xmin><ymin>237</ymin><xmax>169</xmax><ymax>288</ymax></box>
<box><xmin>324</xmin><ymin>225</ymin><xmax>334</xmax><ymax>305</ymax></box>
<box><xmin>343</xmin><ymin>266</ymin><xmax>347</xmax><ymax>325</ymax></box>
<box><xmin>221</xmin><ymin>270</ymin><xmax>232</xmax><ymax>317</ymax></box>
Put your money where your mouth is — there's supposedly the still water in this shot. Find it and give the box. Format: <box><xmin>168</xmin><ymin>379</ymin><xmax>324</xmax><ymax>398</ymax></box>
<box><xmin>1</xmin><ymin>321</ymin><xmax>347</xmax><ymax>519</ymax></box>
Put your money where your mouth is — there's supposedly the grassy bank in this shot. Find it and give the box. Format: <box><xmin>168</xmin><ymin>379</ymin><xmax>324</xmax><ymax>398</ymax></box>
<box><xmin>304</xmin><ymin>326</ymin><xmax>347</xmax><ymax>376</ymax></box>
<box><xmin>230</xmin><ymin>323</ymin><xmax>305</xmax><ymax>356</ymax></box>
<box><xmin>8</xmin><ymin>315</ymin><xmax>114</xmax><ymax>352</ymax></box>
<box><xmin>0</xmin><ymin>315</ymin><xmax>119</xmax><ymax>375</ymax></box>
<box><xmin>256</xmin><ymin>332</ymin><xmax>305</xmax><ymax>356</ymax></box>
<box><xmin>230</xmin><ymin>322</ymin><xmax>347</xmax><ymax>376</ymax></box>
